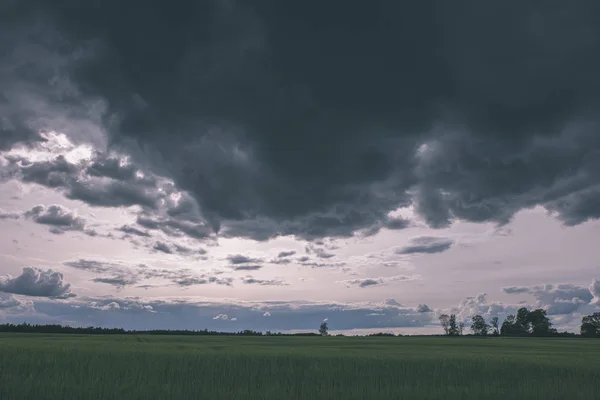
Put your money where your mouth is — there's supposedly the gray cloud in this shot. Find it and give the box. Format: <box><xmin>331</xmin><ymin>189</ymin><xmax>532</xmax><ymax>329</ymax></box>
<box><xmin>416</xmin><ymin>304</ymin><xmax>432</xmax><ymax>313</ymax></box>
<box><xmin>503</xmin><ymin>282</ymin><xmax>595</xmax><ymax>315</ymax></box>
<box><xmin>0</xmin><ymin>293</ymin><xmax>24</xmax><ymax>309</ymax></box>
<box><xmin>227</xmin><ymin>255</ymin><xmax>263</xmax><ymax>265</ymax></box>
<box><xmin>118</xmin><ymin>225</ymin><xmax>151</xmax><ymax>237</ymax></box>
<box><xmin>240</xmin><ymin>276</ymin><xmax>288</xmax><ymax>286</ymax></box>
<box><xmin>396</xmin><ymin>236</ymin><xmax>454</xmax><ymax>255</ymax></box>
<box><xmin>338</xmin><ymin>275</ymin><xmax>420</xmax><ymax>288</ymax></box>
<box><xmin>0</xmin><ymin>267</ymin><xmax>74</xmax><ymax>298</ymax></box>
<box><xmin>277</xmin><ymin>251</ymin><xmax>296</xmax><ymax>258</ymax></box>
<box><xmin>24</xmin><ymin>204</ymin><xmax>86</xmax><ymax>234</ymax></box>
<box><xmin>231</xmin><ymin>265</ymin><xmax>263</xmax><ymax>271</ymax></box>
<box><xmin>305</xmin><ymin>244</ymin><xmax>335</xmax><ymax>259</ymax></box>
<box><xmin>3</xmin><ymin>1</ymin><xmax>600</xmax><ymax>240</ymax></box>
<box><xmin>63</xmin><ymin>258</ymin><xmax>228</xmax><ymax>288</ymax></box>
<box><xmin>0</xmin><ymin>209</ymin><xmax>20</xmax><ymax>220</ymax></box>
<box><xmin>153</xmin><ymin>241</ymin><xmax>173</xmax><ymax>254</ymax></box>
<box><xmin>591</xmin><ymin>279</ymin><xmax>600</xmax><ymax>305</ymax></box>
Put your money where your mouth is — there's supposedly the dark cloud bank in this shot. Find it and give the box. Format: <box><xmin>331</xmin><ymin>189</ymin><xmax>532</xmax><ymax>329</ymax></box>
<box><xmin>2</xmin><ymin>1</ymin><xmax>600</xmax><ymax>242</ymax></box>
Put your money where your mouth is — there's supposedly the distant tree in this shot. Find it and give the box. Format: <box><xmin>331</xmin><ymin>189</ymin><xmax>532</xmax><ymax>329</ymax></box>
<box><xmin>458</xmin><ymin>321</ymin><xmax>465</xmax><ymax>336</ymax></box>
<box><xmin>470</xmin><ymin>315</ymin><xmax>490</xmax><ymax>336</ymax></box>
<box><xmin>500</xmin><ymin>314</ymin><xmax>517</xmax><ymax>336</ymax></box>
<box><xmin>319</xmin><ymin>321</ymin><xmax>329</xmax><ymax>336</ymax></box>
<box><xmin>581</xmin><ymin>312</ymin><xmax>600</xmax><ymax>338</ymax></box>
<box><xmin>516</xmin><ymin>307</ymin><xmax>531</xmax><ymax>334</ymax></box>
<box><xmin>448</xmin><ymin>314</ymin><xmax>460</xmax><ymax>336</ymax></box>
<box><xmin>527</xmin><ymin>309</ymin><xmax>555</xmax><ymax>337</ymax></box>
<box><xmin>490</xmin><ymin>317</ymin><xmax>500</xmax><ymax>336</ymax></box>
<box><xmin>439</xmin><ymin>314</ymin><xmax>450</xmax><ymax>335</ymax></box>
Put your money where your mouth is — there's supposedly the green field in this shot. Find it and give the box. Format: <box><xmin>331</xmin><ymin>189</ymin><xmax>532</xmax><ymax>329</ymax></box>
<box><xmin>0</xmin><ymin>334</ymin><xmax>598</xmax><ymax>400</ymax></box>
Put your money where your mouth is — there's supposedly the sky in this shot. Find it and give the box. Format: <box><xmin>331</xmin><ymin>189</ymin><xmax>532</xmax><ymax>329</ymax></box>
<box><xmin>1</xmin><ymin>0</ymin><xmax>599</xmax><ymax>335</ymax></box>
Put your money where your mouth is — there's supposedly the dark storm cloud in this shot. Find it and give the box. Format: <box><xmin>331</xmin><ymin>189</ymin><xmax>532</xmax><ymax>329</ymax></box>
<box><xmin>24</xmin><ymin>204</ymin><xmax>86</xmax><ymax>233</ymax></box>
<box><xmin>0</xmin><ymin>267</ymin><xmax>75</xmax><ymax>298</ymax></box>
<box><xmin>396</xmin><ymin>236</ymin><xmax>454</xmax><ymax>255</ymax></box>
<box><xmin>4</xmin><ymin>1</ymin><xmax>600</xmax><ymax>240</ymax></box>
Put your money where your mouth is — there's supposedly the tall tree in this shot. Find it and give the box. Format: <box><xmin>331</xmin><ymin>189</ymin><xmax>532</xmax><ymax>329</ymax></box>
<box><xmin>500</xmin><ymin>314</ymin><xmax>516</xmax><ymax>336</ymax></box>
<box><xmin>448</xmin><ymin>314</ymin><xmax>460</xmax><ymax>336</ymax></box>
<box><xmin>458</xmin><ymin>321</ymin><xmax>465</xmax><ymax>336</ymax></box>
<box><xmin>470</xmin><ymin>315</ymin><xmax>490</xmax><ymax>336</ymax></box>
<box><xmin>527</xmin><ymin>309</ymin><xmax>555</xmax><ymax>336</ymax></box>
<box><xmin>439</xmin><ymin>314</ymin><xmax>450</xmax><ymax>335</ymax></box>
<box><xmin>516</xmin><ymin>307</ymin><xmax>531</xmax><ymax>334</ymax></box>
<box><xmin>490</xmin><ymin>316</ymin><xmax>500</xmax><ymax>336</ymax></box>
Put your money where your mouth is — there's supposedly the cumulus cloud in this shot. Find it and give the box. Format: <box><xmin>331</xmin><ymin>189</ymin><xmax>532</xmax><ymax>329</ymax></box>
<box><xmin>23</xmin><ymin>204</ymin><xmax>86</xmax><ymax>234</ymax></box>
<box><xmin>337</xmin><ymin>275</ymin><xmax>420</xmax><ymax>288</ymax></box>
<box><xmin>0</xmin><ymin>293</ymin><xmax>23</xmax><ymax>309</ymax></box>
<box><xmin>591</xmin><ymin>279</ymin><xmax>600</xmax><ymax>305</ymax></box>
<box><xmin>503</xmin><ymin>282</ymin><xmax>595</xmax><ymax>315</ymax></box>
<box><xmin>0</xmin><ymin>267</ymin><xmax>74</xmax><ymax>298</ymax></box>
<box><xmin>396</xmin><ymin>236</ymin><xmax>454</xmax><ymax>255</ymax></box>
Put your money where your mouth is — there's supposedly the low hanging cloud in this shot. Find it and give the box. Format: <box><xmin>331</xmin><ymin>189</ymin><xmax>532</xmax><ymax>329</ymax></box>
<box><xmin>23</xmin><ymin>204</ymin><xmax>86</xmax><ymax>234</ymax></box>
<box><xmin>63</xmin><ymin>258</ymin><xmax>231</xmax><ymax>288</ymax></box>
<box><xmin>0</xmin><ymin>267</ymin><xmax>75</xmax><ymax>298</ymax></box>
<box><xmin>337</xmin><ymin>274</ymin><xmax>420</xmax><ymax>288</ymax></box>
<box><xmin>396</xmin><ymin>236</ymin><xmax>454</xmax><ymax>255</ymax></box>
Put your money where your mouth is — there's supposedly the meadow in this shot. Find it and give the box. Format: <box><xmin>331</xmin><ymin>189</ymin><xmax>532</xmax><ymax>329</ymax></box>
<box><xmin>0</xmin><ymin>334</ymin><xmax>598</xmax><ymax>400</ymax></box>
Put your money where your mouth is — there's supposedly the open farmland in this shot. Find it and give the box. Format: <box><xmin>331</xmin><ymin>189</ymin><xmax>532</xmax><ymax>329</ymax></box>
<box><xmin>0</xmin><ymin>334</ymin><xmax>598</xmax><ymax>400</ymax></box>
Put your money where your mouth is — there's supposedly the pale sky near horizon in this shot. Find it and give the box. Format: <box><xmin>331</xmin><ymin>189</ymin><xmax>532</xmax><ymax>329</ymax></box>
<box><xmin>1</xmin><ymin>1</ymin><xmax>599</xmax><ymax>334</ymax></box>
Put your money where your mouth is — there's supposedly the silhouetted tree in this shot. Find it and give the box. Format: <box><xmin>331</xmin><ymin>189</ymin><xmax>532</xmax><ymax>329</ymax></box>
<box><xmin>319</xmin><ymin>321</ymin><xmax>329</xmax><ymax>336</ymax></box>
<box><xmin>470</xmin><ymin>315</ymin><xmax>489</xmax><ymax>336</ymax></box>
<box><xmin>516</xmin><ymin>307</ymin><xmax>531</xmax><ymax>334</ymax></box>
<box><xmin>490</xmin><ymin>317</ymin><xmax>499</xmax><ymax>336</ymax></box>
<box><xmin>439</xmin><ymin>314</ymin><xmax>450</xmax><ymax>335</ymax></box>
<box><xmin>527</xmin><ymin>309</ymin><xmax>555</xmax><ymax>336</ymax></box>
<box><xmin>581</xmin><ymin>312</ymin><xmax>600</xmax><ymax>338</ymax></box>
<box><xmin>448</xmin><ymin>314</ymin><xmax>460</xmax><ymax>336</ymax></box>
<box><xmin>458</xmin><ymin>321</ymin><xmax>465</xmax><ymax>335</ymax></box>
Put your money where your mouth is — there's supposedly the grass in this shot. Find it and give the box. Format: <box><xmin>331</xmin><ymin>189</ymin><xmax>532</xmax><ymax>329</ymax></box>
<box><xmin>0</xmin><ymin>334</ymin><xmax>598</xmax><ymax>399</ymax></box>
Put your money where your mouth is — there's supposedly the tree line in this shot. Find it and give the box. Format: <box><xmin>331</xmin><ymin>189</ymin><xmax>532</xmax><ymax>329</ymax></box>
<box><xmin>439</xmin><ymin>309</ymin><xmax>600</xmax><ymax>337</ymax></box>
